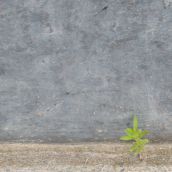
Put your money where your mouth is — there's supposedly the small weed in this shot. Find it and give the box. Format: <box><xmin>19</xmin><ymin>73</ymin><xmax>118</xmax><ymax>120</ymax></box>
<box><xmin>120</xmin><ymin>116</ymin><xmax>149</xmax><ymax>160</ymax></box>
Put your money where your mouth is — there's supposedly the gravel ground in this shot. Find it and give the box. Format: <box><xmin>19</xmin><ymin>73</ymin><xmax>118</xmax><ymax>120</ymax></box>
<box><xmin>0</xmin><ymin>143</ymin><xmax>171</xmax><ymax>171</ymax></box>
<box><xmin>1</xmin><ymin>165</ymin><xmax>172</xmax><ymax>172</ymax></box>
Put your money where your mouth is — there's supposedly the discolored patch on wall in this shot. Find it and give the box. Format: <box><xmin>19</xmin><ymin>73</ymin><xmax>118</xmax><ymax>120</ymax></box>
<box><xmin>0</xmin><ymin>67</ymin><xmax>5</xmax><ymax>76</ymax></box>
<box><xmin>163</xmin><ymin>0</ymin><xmax>172</xmax><ymax>8</ymax></box>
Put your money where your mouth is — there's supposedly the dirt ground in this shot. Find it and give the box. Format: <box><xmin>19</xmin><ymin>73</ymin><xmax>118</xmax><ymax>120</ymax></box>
<box><xmin>0</xmin><ymin>143</ymin><xmax>172</xmax><ymax>171</ymax></box>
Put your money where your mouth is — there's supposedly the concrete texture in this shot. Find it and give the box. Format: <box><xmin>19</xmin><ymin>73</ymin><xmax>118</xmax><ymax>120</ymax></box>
<box><xmin>0</xmin><ymin>0</ymin><xmax>172</xmax><ymax>142</ymax></box>
<box><xmin>0</xmin><ymin>143</ymin><xmax>172</xmax><ymax>171</ymax></box>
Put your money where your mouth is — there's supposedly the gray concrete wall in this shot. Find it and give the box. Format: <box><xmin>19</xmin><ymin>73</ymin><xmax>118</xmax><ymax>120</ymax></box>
<box><xmin>0</xmin><ymin>0</ymin><xmax>172</xmax><ymax>142</ymax></box>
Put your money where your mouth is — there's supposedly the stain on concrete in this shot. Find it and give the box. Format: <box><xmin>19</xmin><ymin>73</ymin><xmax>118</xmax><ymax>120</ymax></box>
<box><xmin>163</xmin><ymin>0</ymin><xmax>172</xmax><ymax>8</ymax></box>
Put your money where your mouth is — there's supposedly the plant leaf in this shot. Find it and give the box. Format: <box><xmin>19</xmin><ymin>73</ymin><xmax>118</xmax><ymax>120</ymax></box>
<box><xmin>120</xmin><ymin>135</ymin><xmax>133</xmax><ymax>141</ymax></box>
<box><xmin>139</xmin><ymin>130</ymin><xmax>149</xmax><ymax>138</ymax></box>
<box><xmin>142</xmin><ymin>139</ymin><xmax>149</xmax><ymax>144</ymax></box>
<box><xmin>130</xmin><ymin>140</ymin><xmax>145</xmax><ymax>155</ymax></box>
<box><xmin>133</xmin><ymin>116</ymin><xmax>138</xmax><ymax>131</ymax></box>
<box><xmin>125</xmin><ymin>128</ymin><xmax>133</xmax><ymax>135</ymax></box>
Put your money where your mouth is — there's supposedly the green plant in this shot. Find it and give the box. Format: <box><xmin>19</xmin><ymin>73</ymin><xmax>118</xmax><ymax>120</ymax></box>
<box><xmin>120</xmin><ymin>116</ymin><xmax>149</xmax><ymax>159</ymax></box>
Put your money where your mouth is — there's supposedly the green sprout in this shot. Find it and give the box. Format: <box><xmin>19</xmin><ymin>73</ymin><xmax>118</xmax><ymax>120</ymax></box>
<box><xmin>120</xmin><ymin>116</ymin><xmax>149</xmax><ymax>159</ymax></box>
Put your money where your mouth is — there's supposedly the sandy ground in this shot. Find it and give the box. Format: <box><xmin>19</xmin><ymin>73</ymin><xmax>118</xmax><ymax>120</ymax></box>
<box><xmin>0</xmin><ymin>143</ymin><xmax>171</xmax><ymax>171</ymax></box>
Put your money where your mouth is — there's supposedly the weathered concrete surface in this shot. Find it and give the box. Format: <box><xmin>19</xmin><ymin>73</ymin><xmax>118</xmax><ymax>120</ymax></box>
<box><xmin>0</xmin><ymin>0</ymin><xmax>172</xmax><ymax>142</ymax></box>
<box><xmin>0</xmin><ymin>143</ymin><xmax>172</xmax><ymax>171</ymax></box>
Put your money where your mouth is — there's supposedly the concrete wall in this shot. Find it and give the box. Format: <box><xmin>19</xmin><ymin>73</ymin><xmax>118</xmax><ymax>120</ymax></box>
<box><xmin>0</xmin><ymin>0</ymin><xmax>172</xmax><ymax>142</ymax></box>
